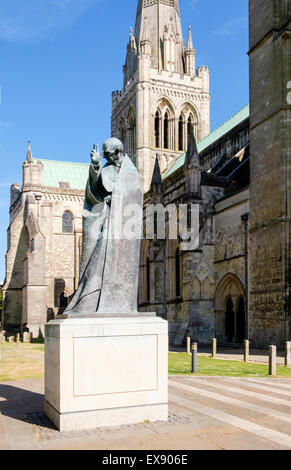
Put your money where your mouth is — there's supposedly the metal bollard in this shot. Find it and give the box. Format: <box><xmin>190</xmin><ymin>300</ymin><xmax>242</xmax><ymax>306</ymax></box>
<box><xmin>187</xmin><ymin>336</ymin><xmax>191</xmax><ymax>355</ymax></box>
<box><xmin>192</xmin><ymin>343</ymin><xmax>198</xmax><ymax>374</ymax></box>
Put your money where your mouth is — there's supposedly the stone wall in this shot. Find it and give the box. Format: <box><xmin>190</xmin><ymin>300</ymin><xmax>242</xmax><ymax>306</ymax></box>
<box><xmin>248</xmin><ymin>0</ymin><xmax>291</xmax><ymax>349</ymax></box>
<box><xmin>3</xmin><ymin>172</ymin><xmax>85</xmax><ymax>334</ymax></box>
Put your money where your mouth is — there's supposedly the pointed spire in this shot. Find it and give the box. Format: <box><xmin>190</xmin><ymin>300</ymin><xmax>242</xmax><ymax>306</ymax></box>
<box><xmin>26</xmin><ymin>140</ymin><xmax>33</xmax><ymax>163</ymax></box>
<box><xmin>187</xmin><ymin>26</ymin><xmax>194</xmax><ymax>50</ymax></box>
<box><xmin>150</xmin><ymin>157</ymin><xmax>163</xmax><ymax>192</ymax></box>
<box><xmin>129</xmin><ymin>26</ymin><xmax>137</xmax><ymax>49</ymax></box>
<box><xmin>134</xmin><ymin>0</ymin><xmax>184</xmax><ymax>72</ymax></box>
<box><xmin>184</xmin><ymin>132</ymin><xmax>200</xmax><ymax>170</ymax></box>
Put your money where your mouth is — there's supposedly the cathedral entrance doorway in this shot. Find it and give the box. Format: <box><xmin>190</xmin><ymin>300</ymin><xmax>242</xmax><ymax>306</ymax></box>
<box><xmin>225</xmin><ymin>298</ymin><xmax>235</xmax><ymax>342</ymax></box>
<box><xmin>236</xmin><ymin>297</ymin><xmax>246</xmax><ymax>342</ymax></box>
<box><xmin>215</xmin><ymin>274</ymin><xmax>247</xmax><ymax>344</ymax></box>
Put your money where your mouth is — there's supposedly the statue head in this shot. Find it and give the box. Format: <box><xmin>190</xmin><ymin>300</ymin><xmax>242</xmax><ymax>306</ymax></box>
<box><xmin>103</xmin><ymin>138</ymin><xmax>125</xmax><ymax>167</ymax></box>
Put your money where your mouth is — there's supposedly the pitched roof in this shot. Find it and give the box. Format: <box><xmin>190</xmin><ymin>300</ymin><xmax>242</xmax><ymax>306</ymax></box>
<box><xmin>164</xmin><ymin>104</ymin><xmax>249</xmax><ymax>179</ymax></box>
<box><xmin>33</xmin><ymin>159</ymin><xmax>89</xmax><ymax>190</ymax></box>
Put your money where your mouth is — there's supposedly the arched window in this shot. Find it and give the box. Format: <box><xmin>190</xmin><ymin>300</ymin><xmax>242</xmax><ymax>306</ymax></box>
<box><xmin>62</xmin><ymin>211</ymin><xmax>73</xmax><ymax>233</ymax></box>
<box><xmin>154</xmin><ymin>212</ymin><xmax>158</xmax><ymax>238</ymax></box>
<box><xmin>146</xmin><ymin>257</ymin><xmax>151</xmax><ymax>302</ymax></box>
<box><xmin>175</xmin><ymin>248</ymin><xmax>181</xmax><ymax>297</ymax></box>
<box><xmin>164</xmin><ymin>112</ymin><xmax>169</xmax><ymax>149</ymax></box>
<box><xmin>118</xmin><ymin>118</ymin><xmax>126</xmax><ymax>147</ymax></box>
<box><xmin>155</xmin><ymin>111</ymin><xmax>160</xmax><ymax>148</ymax></box>
<box><xmin>127</xmin><ymin>110</ymin><xmax>136</xmax><ymax>157</ymax></box>
<box><xmin>179</xmin><ymin>114</ymin><xmax>184</xmax><ymax>151</ymax></box>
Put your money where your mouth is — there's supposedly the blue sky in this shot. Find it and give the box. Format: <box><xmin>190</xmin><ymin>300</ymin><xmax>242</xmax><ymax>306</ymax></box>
<box><xmin>0</xmin><ymin>0</ymin><xmax>249</xmax><ymax>282</ymax></box>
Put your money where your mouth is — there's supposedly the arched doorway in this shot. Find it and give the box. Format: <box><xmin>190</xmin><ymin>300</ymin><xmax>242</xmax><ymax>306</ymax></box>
<box><xmin>236</xmin><ymin>297</ymin><xmax>246</xmax><ymax>342</ymax></box>
<box><xmin>215</xmin><ymin>273</ymin><xmax>247</xmax><ymax>344</ymax></box>
<box><xmin>225</xmin><ymin>298</ymin><xmax>235</xmax><ymax>342</ymax></box>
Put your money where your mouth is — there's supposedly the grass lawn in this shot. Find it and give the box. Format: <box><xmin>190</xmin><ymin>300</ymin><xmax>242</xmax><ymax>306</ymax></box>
<box><xmin>0</xmin><ymin>341</ymin><xmax>44</xmax><ymax>381</ymax></box>
<box><xmin>1</xmin><ymin>344</ymin><xmax>291</xmax><ymax>381</ymax></box>
<box><xmin>169</xmin><ymin>352</ymin><xmax>291</xmax><ymax>377</ymax></box>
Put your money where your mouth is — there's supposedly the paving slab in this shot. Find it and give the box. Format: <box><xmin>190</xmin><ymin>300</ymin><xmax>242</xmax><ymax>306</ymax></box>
<box><xmin>1</xmin><ymin>376</ymin><xmax>291</xmax><ymax>450</ymax></box>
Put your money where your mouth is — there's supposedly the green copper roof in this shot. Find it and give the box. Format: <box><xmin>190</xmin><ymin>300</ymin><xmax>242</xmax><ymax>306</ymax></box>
<box><xmin>164</xmin><ymin>104</ymin><xmax>250</xmax><ymax>179</ymax></box>
<box><xmin>33</xmin><ymin>159</ymin><xmax>89</xmax><ymax>190</ymax></box>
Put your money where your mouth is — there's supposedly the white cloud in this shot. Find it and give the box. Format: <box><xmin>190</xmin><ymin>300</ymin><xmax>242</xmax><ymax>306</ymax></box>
<box><xmin>0</xmin><ymin>121</ymin><xmax>11</xmax><ymax>128</ymax></box>
<box><xmin>0</xmin><ymin>0</ymin><xmax>101</xmax><ymax>42</ymax></box>
<box><xmin>189</xmin><ymin>0</ymin><xmax>202</xmax><ymax>11</ymax></box>
<box><xmin>213</xmin><ymin>17</ymin><xmax>247</xmax><ymax>37</ymax></box>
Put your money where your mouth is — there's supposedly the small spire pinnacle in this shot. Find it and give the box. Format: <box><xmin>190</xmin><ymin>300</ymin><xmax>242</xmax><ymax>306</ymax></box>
<box><xmin>150</xmin><ymin>157</ymin><xmax>163</xmax><ymax>192</ymax></box>
<box><xmin>129</xmin><ymin>25</ymin><xmax>137</xmax><ymax>49</ymax></box>
<box><xmin>187</xmin><ymin>26</ymin><xmax>194</xmax><ymax>50</ymax></box>
<box><xmin>184</xmin><ymin>132</ymin><xmax>200</xmax><ymax>170</ymax></box>
<box><xmin>26</xmin><ymin>140</ymin><xmax>33</xmax><ymax>163</ymax></box>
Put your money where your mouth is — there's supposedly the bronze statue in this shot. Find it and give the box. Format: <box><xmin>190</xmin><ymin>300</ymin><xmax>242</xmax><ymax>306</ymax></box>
<box><xmin>65</xmin><ymin>138</ymin><xmax>143</xmax><ymax>316</ymax></box>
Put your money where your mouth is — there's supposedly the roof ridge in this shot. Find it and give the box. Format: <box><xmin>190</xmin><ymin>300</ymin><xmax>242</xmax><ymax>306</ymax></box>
<box><xmin>198</xmin><ymin>104</ymin><xmax>249</xmax><ymax>146</ymax></box>
<box><xmin>33</xmin><ymin>158</ymin><xmax>89</xmax><ymax>166</ymax></box>
<box><xmin>163</xmin><ymin>104</ymin><xmax>250</xmax><ymax>180</ymax></box>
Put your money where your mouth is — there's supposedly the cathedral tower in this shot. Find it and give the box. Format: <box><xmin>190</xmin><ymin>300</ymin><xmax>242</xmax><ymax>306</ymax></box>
<box><xmin>111</xmin><ymin>0</ymin><xmax>210</xmax><ymax>190</ymax></box>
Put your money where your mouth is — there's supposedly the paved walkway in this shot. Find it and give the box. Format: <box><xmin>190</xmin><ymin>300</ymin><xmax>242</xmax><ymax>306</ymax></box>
<box><xmin>1</xmin><ymin>376</ymin><xmax>291</xmax><ymax>450</ymax></box>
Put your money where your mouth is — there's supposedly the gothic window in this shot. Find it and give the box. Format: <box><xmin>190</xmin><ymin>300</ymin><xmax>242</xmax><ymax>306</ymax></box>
<box><xmin>127</xmin><ymin>108</ymin><xmax>136</xmax><ymax>157</ymax></box>
<box><xmin>62</xmin><ymin>211</ymin><xmax>73</xmax><ymax>233</ymax></box>
<box><xmin>146</xmin><ymin>257</ymin><xmax>151</xmax><ymax>302</ymax></box>
<box><xmin>187</xmin><ymin>205</ymin><xmax>192</xmax><ymax>231</ymax></box>
<box><xmin>155</xmin><ymin>111</ymin><xmax>160</xmax><ymax>148</ymax></box>
<box><xmin>179</xmin><ymin>114</ymin><xmax>184</xmax><ymax>151</ymax></box>
<box><xmin>7</xmin><ymin>228</ymin><xmax>11</xmax><ymax>251</ymax></box>
<box><xmin>118</xmin><ymin>118</ymin><xmax>126</xmax><ymax>147</ymax></box>
<box><xmin>154</xmin><ymin>212</ymin><xmax>158</xmax><ymax>238</ymax></box>
<box><xmin>164</xmin><ymin>112</ymin><xmax>169</xmax><ymax>149</ymax></box>
<box><xmin>175</xmin><ymin>248</ymin><xmax>181</xmax><ymax>297</ymax></box>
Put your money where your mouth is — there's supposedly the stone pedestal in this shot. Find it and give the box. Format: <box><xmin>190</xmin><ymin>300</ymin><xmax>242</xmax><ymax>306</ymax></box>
<box><xmin>44</xmin><ymin>316</ymin><xmax>168</xmax><ymax>432</ymax></box>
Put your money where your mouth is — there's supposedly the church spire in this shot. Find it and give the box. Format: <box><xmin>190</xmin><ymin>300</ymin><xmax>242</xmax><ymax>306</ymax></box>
<box><xmin>134</xmin><ymin>0</ymin><xmax>184</xmax><ymax>73</ymax></box>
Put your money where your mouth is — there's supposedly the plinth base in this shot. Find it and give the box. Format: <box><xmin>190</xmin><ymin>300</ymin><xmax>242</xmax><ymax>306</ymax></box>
<box><xmin>44</xmin><ymin>316</ymin><xmax>168</xmax><ymax>432</ymax></box>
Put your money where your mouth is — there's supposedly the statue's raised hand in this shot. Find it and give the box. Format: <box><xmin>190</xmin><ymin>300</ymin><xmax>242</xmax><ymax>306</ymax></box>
<box><xmin>91</xmin><ymin>144</ymin><xmax>101</xmax><ymax>169</ymax></box>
